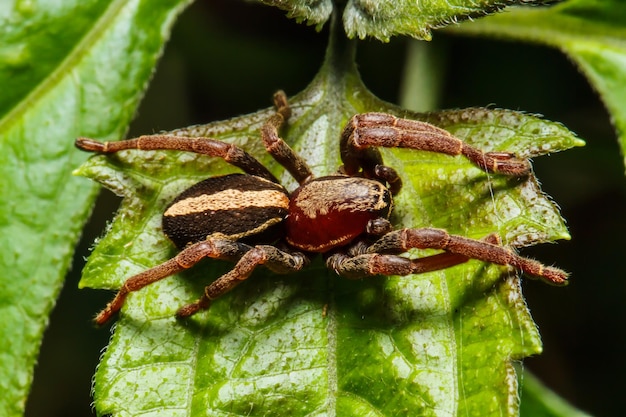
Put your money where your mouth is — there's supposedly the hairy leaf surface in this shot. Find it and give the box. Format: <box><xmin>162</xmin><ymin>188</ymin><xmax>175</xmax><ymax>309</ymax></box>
<box><xmin>256</xmin><ymin>0</ymin><xmax>552</xmax><ymax>40</ymax></box>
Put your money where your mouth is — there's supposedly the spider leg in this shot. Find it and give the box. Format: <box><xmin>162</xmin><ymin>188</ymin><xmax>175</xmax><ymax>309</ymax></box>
<box><xmin>177</xmin><ymin>244</ymin><xmax>307</xmax><ymax>318</ymax></box>
<box><xmin>260</xmin><ymin>90</ymin><xmax>313</xmax><ymax>184</ymax></box>
<box><xmin>76</xmin><ymin>91</ymin><xmax>314</xmax><ymax>185</ymax></box>
<box><xmin>341</xmin><ymin>113</ymin><xmax>531</xmax><ymax>182</ymax></box>
<box><xmin>364</xmin><ymin>227</ymin><xmax>568</xmax><ymax>285</ymax></box>
<box><xmin>327</xmin><ymin>251</ymin><xmax>471</xmax><ymax>279</ymax></box>
<box><xmin>327</xmin><ymin>233</ymin><xmax>500</xmax><ymax>278</ymax></box>
<box><xmin>75</xmin><ymin>135</ymin><xmax>280</xmax><ymax>183</ymax></box>
<box><xmin>94</xmin><ymin>239</ymin><xmax>307</xmax><ymax>325</ymax></box>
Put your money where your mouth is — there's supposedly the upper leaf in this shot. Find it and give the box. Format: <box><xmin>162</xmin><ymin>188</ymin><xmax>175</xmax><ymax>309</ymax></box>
<box><xmin>0</xmin><ymin>1</ymin><xmax>190</xmax><ymax>416</ymax></box>
<box><xmin>256</xmin><ymin>0</ymin><xmax>333</xmax><ymax>29</ymax></box>
<box><xmin>76</xmin><ymin>25</ymin><xmax>582</xmax><ymax>416</ymax></box>
<box><xmin>343</xmin><ymin>0</ymin><xmax>551</xmax><ymax>41</ymax></box>
<box><xmin>255</xmin><ymin>0</ymin><xmax>552</xmax><ymax>41</ymax></box>
<box><xmin>446</xmin><ymin>0</ymin><xmax>626</xmax><ymax>171</ymax></box>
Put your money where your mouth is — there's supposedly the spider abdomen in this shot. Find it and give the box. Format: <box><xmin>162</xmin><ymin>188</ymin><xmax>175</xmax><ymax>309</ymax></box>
<box><xmin>285</xmin><ymin>176</ymin><xmax>392</xmax><ymax>253</ymax></box>
<box><xmin>162</xmin><ymin>173</ymin><xmax>289</xmax><ymax>249</ymax></box>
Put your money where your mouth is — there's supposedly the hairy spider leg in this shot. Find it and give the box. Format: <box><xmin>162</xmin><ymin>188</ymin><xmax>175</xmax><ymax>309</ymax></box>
<box><xmin>77</xmin><ymin>90</ymin><xmax>314</xmax><ymax>186</ymax></box>
<box><xmin>260</xmin><ymin>90</ymin><xmax>313</xmax><ymax>184</ymax></box>
<box><xmin>75</xmin><ymin>135</ymin><xmax>279</xmax><ymax>183</ymax></box>
<box><xmin>327</xmin><ymin>233</ymin><xmax>500</xmax><ymax>278</ymax></box>
<box><xmin>94</xmin><ymin>239</ymin><xmax>307</xmax><ymax>325</ymax></box>
<box><xmin>341</xmin><ymin>113</ymin><xmax>532</xmax><ymax>181</ymax></box>
<box><xmin>333</xmin><ymin>227</ymin><xmax>568</xmax><ymax>285</ymax></box>
<box><xmin>327</xmin><ymin>251</ymin><xmax>472</xmax><ymax>279</ymax></box>
<box><xmin>177</xmin><ymin>244</ymin><xmax>307</xmax><ymax>318</ymax></box>
<box><xmin>337</xmin><ymin>116</ymin><xmax>403</xmax><ymax>195</ymax></box>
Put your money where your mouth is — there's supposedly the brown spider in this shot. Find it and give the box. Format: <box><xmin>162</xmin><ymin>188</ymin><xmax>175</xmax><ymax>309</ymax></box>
<box><xmin>76</xmin><ymin>91</ymin><xmax>568</xmax><ymax>325</ymax></box>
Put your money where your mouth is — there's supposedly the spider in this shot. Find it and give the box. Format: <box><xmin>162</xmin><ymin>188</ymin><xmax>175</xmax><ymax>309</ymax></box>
<box><xmin>76</xmin><ymin>91</ymin><xmax>568</xmax><ymax>325</ymax></box>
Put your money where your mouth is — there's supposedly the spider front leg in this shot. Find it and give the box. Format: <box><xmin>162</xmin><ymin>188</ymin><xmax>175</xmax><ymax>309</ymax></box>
<box><xmin>371</xmin><ymin>228</ymin><xmax>567</xmax><ymax>284</ymax></box>
<box><xmin>328</xmin><ymin>227</ymin><xmax>567</xmax><ymax>285</ymax></box>
<box><xmin>327</xmin><ymin>232</ymin><xmax>500</xmax><ymax>279</ymax></box>
<box><xmin>95</xmin><ymin>239</ymin><xmax>307</xmax><ymax>325</ymax></box>
<box><xmin>260</xmin><ymin>90</ymin><xmax>313</xmax><ymax>184</ymax></box>
<box><xmin>327</xmin><ymin>250</ymin><xmax>473</xmax><ymax>279</ymax></box>
<box><xmin>341</xmin><ymin>113</ymin><xmax>531</xmax><ymax>182</ymax></box>
<box><xmin>75</xmin><ymin>133</ymin><xmax>279</xmax><ymax>183</ymax></box>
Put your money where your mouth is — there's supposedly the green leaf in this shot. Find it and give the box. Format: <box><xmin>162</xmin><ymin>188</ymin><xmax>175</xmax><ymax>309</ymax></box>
<box><xmin>342</xmin><ymin>0</ymin><xmax>551</xmax><ymax>41</ymax></box>
<box><xmin>0</xmin><ymin>1</ymin><xmax>190</xmax><ymax>416</ymax></box>
<box><xmin>255</xmin><ymin>0</ymin><xmax>333</xmax><ymax>29</ymax></box>
<box><xmin>77</xmin><ymin>19</ymin><xmax>582</xmax><ymax>416</ymax></box>
<box><xmin>446</xmin><ymin>0</ymin><xmax>626</xmax><ymax>171</ymax></box>
<box><xmin>256</xmin><ymin>0</ymin><xmax>552</xmax><ymax>41</ymax></box>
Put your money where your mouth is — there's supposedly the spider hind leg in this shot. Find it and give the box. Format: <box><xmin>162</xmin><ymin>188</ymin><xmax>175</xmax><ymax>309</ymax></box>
<box><xmin>94</xmin><ymin>239</ymin><xmax>307</xmax><ymax>325</ymax></box>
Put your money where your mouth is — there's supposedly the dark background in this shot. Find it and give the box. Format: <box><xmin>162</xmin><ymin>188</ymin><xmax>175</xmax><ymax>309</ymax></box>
<box><xmin>26</xmin><ymin>1</ymin><xmax>624</xmax><ymax>416</ymax></box>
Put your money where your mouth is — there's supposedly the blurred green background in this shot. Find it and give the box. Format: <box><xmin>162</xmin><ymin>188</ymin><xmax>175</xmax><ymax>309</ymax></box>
<box><xmin>25</xmin><ymin>1</ymin><xmax>624</xmax><ymax>416</ymax></box>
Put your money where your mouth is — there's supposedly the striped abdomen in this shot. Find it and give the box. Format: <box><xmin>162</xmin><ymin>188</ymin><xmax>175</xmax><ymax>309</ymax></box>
<box><xmin>162</xmin><ymin>173</ymin><xmax>289</xmax><ymax>249</ymax></box>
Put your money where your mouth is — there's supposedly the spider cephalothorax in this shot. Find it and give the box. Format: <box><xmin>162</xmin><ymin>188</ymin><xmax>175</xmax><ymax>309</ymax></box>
<box><xmin>76</xmin><ymin>91</ymin><xmax>567</xmax><ymax>325</ymax></box>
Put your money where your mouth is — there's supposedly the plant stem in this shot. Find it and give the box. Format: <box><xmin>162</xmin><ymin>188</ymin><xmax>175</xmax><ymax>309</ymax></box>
<box><xmin>399</xmin><ymin>39</ymin><xmax>446</xmax><ymax>112</ymax></box>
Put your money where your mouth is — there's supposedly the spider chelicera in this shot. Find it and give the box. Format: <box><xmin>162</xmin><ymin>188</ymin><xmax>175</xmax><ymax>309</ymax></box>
<box><xmin>76</xmin><ymin>91</ymin><xmax>568</xmax><ymax>325</ymax></box>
